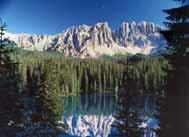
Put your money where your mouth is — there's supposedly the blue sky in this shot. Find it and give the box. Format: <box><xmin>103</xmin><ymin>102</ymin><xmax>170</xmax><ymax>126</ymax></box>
<box><xmin>0</xmin><ymin>0</ymin><xmax>179</xmax><ymax>34</ymax></box>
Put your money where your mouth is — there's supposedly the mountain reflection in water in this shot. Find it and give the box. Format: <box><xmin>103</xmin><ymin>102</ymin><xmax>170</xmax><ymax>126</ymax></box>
<box><xmin>59</xmin><ymin>92</ymin><xmax>159</xmax><ymax>137</ymax></box>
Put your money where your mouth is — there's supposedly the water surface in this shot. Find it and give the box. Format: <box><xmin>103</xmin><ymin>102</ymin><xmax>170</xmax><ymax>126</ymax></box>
<box><xmin>59</xmin><ymin>92</ymin><xmax>159</xmax><ymax>137</ymax></box>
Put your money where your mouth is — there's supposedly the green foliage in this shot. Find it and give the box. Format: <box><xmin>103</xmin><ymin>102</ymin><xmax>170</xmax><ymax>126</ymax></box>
<box><xmin>35</xmin><ymin>61</ymin><xmax>64</xmax><ymax>124</ymax></box>
<box><xmin>126</xmin><ymin>57</ymin><xmax>169</xmax><ymax>93</ymax></box>
<box><xmin>0</xmin><ymin>19</ymin><xmax>18</xmax><ymax>87</ymax></box>
<box><xmin>11</xmin><ymin>49</ymin><xmax>126</xmax><ymax>95</ymax></box>
<box><xmin>158</xmin><ymin>2</ymin><xmax>189</xmax><ymax>137</ymax></box>
<box><xmin>16</xmin><ymin>59</ymin><xmax>65</xmax><ymax>136</ymax></box>
<box><xmin>161</xmin><ymin>4</ymin><xmax>189</xmax><ymax>69</ymax></box>
<box><xmin>0</xmin><ymin>18</ymin><xmax>20</xmax><ymax>136</ymax></box>
<box><xmin>160</xmin><ymin>1</ymin><xmax>189</xmax><ymax>95</ymax></box>
<box><xmin>9</xmin><ymin>49</ymin><xmax>170</xmax><ymax>95</ymax></box>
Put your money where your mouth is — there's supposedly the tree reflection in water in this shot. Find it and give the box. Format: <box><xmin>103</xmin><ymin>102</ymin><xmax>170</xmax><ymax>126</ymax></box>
<box><xmin>113</xmin><ymin>86</ymin><xmax>159</xmax><ymax>137</ymax></box>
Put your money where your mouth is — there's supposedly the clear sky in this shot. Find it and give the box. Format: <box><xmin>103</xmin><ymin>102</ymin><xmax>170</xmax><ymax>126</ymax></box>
<box><xmin>0</xmin><ymin>0</ymin><xmax>179</xmax><ymax>34</ymax></box>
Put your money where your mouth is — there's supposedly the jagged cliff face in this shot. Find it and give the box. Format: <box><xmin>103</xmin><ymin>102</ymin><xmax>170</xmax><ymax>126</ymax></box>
<box><xmin>6</xmin><ymin>21</ymin><xmax>166</xmax><ymax>58</ymax></box>
<box><xmin>114</xmin><ymin>22</ymin><xmax>160</xmax><ymax>47</ymax></box>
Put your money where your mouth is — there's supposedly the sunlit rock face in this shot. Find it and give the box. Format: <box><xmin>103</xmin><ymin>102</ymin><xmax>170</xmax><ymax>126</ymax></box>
<box><xmin>62</xmin><ymin>115</ymin><xmax>115</xmax><ymax>137</ymax></box>
<box><xmin>5</xmin><ymin>21</ymin><xmax>167</xmax><ymax>57</ymax></box>
<box><xmin>113</xmin><ymin>21</ymin><xmax>166</xmax><ymax>55</ymax></box>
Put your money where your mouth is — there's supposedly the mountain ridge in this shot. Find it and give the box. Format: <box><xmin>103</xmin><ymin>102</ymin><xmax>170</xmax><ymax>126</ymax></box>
<box><xmin>5</xmin><ymin>21</ymin><xmax>167</xmax><ymax>58</ymax></box>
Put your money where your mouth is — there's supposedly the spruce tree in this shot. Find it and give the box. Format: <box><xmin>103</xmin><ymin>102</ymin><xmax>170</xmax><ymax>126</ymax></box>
<box><xmin>161</xmin><ymin>1</ymin><xmax>189</xmax><ymax>69</ymax></box>
<box><xmin>0</xmin><ymin>18</ymin><xmax>19</xmax><ymax>136</ymax></box>
<box><xmin>160</xmin><ymin>0</ymin><xmax>189</xmax><ymax>96</ymax></box>
<box><xmin>158</xmin><ymin>1</ymin><xmax>189</xmax><ymax>137</ymax></box>
<box><xmin>0</xmin><ymin>18</ymin><xmax>17</xmax><ymax>86</ymax></box>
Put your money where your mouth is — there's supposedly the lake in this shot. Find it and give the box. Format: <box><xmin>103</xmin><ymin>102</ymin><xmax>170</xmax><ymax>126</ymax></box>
<box><xmin>58</xmin><ymin>92</ymin><xmax>159</xmax><ymax>137</ymax></box>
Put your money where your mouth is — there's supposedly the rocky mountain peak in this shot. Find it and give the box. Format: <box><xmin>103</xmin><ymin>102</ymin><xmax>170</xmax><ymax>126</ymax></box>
<box><xmin>6</xmin><ymin>21</ymin><xmax>167</xmax><ymax>57</ymax></box>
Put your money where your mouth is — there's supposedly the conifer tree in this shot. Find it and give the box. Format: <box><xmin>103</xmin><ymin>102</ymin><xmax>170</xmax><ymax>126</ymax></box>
<box><xmin>0</xmin><ymin>18</ymin><xmax>19</xmax><ymax>137</ymax></box>
<box><xmin>158</xmin><ymin>1</ymin><xmax>189</xmax><ymax>137</ymax></box>
<box><xmin>161</xmin><ymin>1</ymin><xmax>189</xmax><ymax>69</ymax></box>
<box><xmin>0</xmin><ymin>18</ymin><xmax>17</xmax><ymax>86</ymax></box>
<box><xmin>160</xmin><ymin>0</ymin><xmax>189</xmax><ymax>95</ymax></box>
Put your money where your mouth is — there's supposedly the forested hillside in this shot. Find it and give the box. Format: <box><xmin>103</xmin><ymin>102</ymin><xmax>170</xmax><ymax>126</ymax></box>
<box><xmin>10</xmin><ymin>49</ymin><xmax>169</xmax><ymax>95</ymax></box>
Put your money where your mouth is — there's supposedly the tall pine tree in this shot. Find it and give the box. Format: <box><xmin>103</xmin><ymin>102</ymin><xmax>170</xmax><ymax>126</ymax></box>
<box><xmin>161</xmin><ymin>0</ymin><xmax>189</xmax><ymax>70</ymax></box>
<box><xmin>158</xmin><ymin>1</ymin><xmax>189</xmax><ymax>137</ymax></box>
<box><xmin>0</xmin><ymin>18</ymin><xmax>19</xmax><ymax>137</ymax></box>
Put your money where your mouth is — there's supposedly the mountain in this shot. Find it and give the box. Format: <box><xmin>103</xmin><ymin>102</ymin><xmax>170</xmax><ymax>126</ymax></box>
<box><xmin>5</xmin><ymin>21</ymin><xmax>167</xmax><ymax>58</ymax></box>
